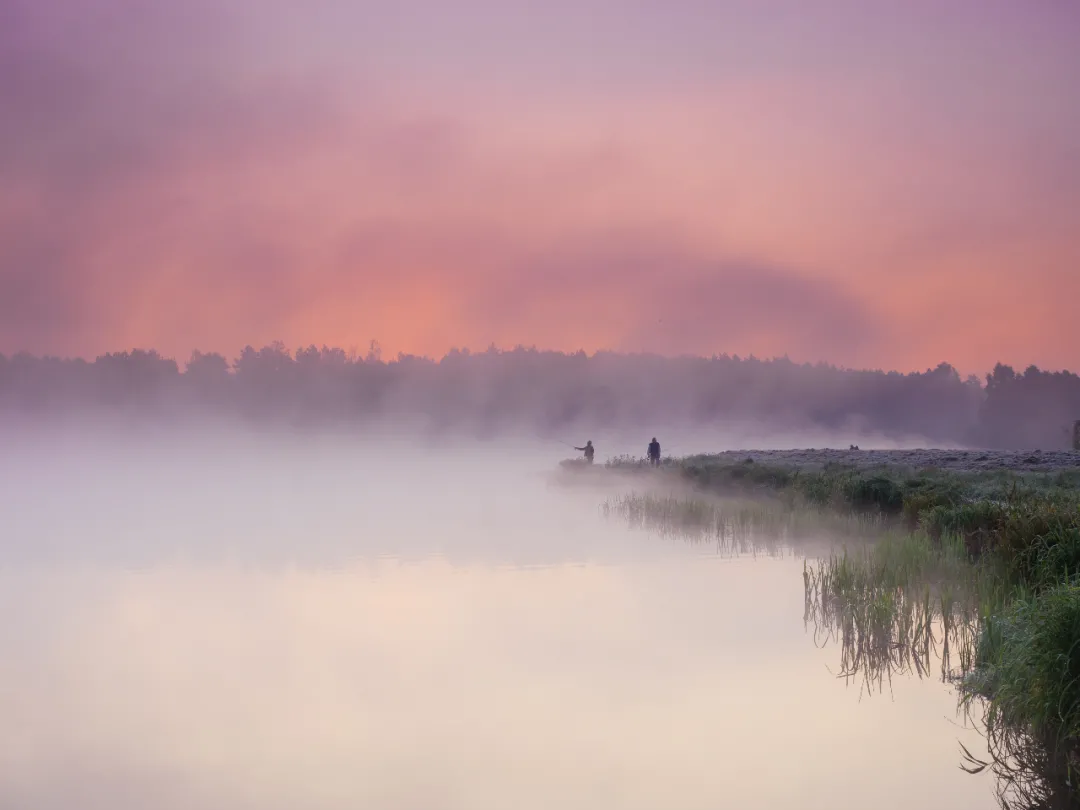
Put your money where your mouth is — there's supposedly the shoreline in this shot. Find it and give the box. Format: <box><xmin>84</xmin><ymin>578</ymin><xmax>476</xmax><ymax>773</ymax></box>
<box><xmin>656</xmin><ymin>448</ymin><xmax>1080</xmax><ymax>474</ymax></box>
<box><xmin>583</xmin><ymin>452</ymin><xmax>1080</xmax><ymax>808</ymax></box>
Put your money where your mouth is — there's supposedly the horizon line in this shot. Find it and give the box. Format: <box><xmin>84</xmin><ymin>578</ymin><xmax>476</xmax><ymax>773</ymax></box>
<box><xmin>2</xmin><ymin>343</ymin><xmax>1075</xmax><ymax>380</ymax></box>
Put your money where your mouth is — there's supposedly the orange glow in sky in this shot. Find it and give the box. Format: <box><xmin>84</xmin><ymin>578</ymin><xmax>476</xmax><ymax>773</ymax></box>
<box><xmin>2</xmin><ymin>1</ymin><xmax>1078</xmax><ymax>373</ymax></box>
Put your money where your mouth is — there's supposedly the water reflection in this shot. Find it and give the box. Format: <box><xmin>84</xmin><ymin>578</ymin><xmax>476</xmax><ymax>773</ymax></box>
<box><xmin>0</xmin><ymin>439</ymin><xmax>999</xmax><ymax>810</ymax></box>
<box><xmin>0</xmin><ymin>559</ymin><xmax>994</xmax><ymax>810</ymax></box>
<box><xmin>605</xmin><ymin>492</ymin><xmax>1073</xmax><ymax>810</ymax></box>
<box><xmin>802</xmin><ymin>568</ymin><xmax>980</xmax><ymax>694</ymax></box>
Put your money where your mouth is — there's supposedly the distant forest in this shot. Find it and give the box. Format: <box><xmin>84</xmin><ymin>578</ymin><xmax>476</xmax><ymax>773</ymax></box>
<box><xmin>1</xmin><ymin>343</ymin><xmax>1078</xmax><ymax>449</ymax></box>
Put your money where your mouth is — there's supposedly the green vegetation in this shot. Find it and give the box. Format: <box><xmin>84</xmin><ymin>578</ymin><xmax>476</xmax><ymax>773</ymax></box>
<box><xmin>603</xmin><ymin>454</ymin><xmax>1080</xmax><ymax>808</ymax></box>
<box><xmin>803</xmin><ymin>532</ymin><xmax>986</xmax><ymax>691</ymax></box>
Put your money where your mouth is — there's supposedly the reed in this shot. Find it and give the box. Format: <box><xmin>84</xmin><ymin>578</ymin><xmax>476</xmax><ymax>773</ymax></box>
<box><xmin>598</xmin><ymin>457</ymin><xmax>1080</xmax><ymax>807</ymax></box>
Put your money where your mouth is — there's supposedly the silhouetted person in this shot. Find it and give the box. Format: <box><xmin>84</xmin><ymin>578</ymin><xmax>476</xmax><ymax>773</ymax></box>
<box><xmin>647</xmin><ymin>437</ymin><xmax>661</xmax><ymax>465</ymax></box>
<box><xmin>574</xmin><ymin>440</ymin><xmax>595</xmax><ymax>464</ymax></box>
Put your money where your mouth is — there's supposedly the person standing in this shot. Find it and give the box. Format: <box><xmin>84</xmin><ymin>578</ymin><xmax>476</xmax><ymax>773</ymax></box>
<box><xmin>647</xmin><ymin>437</ymin><xmax>661</xmax><ymax>466</ymax></box>
<box><xmin>575</xmin><ymin>440</ymin><xmax>595</xmax><ymax>464</ymax></box>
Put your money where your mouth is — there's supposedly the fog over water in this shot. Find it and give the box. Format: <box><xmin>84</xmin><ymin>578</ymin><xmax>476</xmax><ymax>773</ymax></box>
<box><xmin>0</xmin><ymin>425</ymin><xmax>995</xmax><ymax>809</ymax></box>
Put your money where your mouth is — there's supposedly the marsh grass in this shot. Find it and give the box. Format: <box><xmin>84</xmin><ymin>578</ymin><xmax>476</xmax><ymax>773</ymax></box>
<box><xmin>802</xmin><ymin>532</ymin><xmax>987</xmax><ymax>695</ymax></box>
<box><xmin>803</xmin><ymin>526</ymin><xmax>1080</xmax><ymax>807</ymax></box>
<box><xmin>596</xmin><ymin>457</ymin><xmax>1080</xmax><ymax>808</ymax></box>
<box><xmin>606</xmin><ymin>454</ymin><xmax>1080</xmax><ymax>524</ymax></box>
<box><xmin>961</xmin><ymin>582</ymin><xmax>1080</xmax><ymax>809</ymax></box>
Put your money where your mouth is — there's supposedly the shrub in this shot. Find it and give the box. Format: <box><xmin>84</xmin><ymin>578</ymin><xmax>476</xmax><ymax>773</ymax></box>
<box><xmin>847</xmin><ymin>475</ymin><xmax>904</xmax><ymax>514</ymax></box>
<box><xmin>974</xmin><ymin>583</ymin><xmax>1080</xmax><ymax>756</ymax></box>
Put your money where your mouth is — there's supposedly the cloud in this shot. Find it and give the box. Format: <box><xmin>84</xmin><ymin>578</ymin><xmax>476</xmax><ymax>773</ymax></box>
<box><xmin>0</xmin><ymin>0</ymin><xmax>1077</xmax><ymax>372</ymax></box>
<box><xmin>457</xmin><ymin>234</ymin><xmax>883</xmax><ymax>359</ymax></box>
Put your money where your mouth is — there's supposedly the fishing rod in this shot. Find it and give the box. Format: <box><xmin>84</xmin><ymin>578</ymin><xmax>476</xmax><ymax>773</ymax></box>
<box><xmin>533</xmin><ymin>434</ymin><xmax>580</xmax><ymax>452</ymax></box>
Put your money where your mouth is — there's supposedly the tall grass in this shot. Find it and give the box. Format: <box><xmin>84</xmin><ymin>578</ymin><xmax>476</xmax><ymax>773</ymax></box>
<box><xmin>599</xmin><ymin>456</ymin><xmax>1080</xmax><ymax>808</ymax></box>
<box><xmin>803</xmin><ymin>532</ymin><xmax>986</xmax><ymax>694</ymax></box>
<box><xmin>962</xmin><ymin>582</ymin><xmax>1080</xmax><ymax>809</ymax></box>
<box><xmin>804</xmin><ymin>529</ymin><xmax>1079</xmax><ymax>808</ymax></box>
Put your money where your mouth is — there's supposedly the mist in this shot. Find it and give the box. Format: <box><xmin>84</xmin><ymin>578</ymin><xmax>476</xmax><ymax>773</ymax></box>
<box><xmin>1</xmin><ymin>417</ymin><xmax>1008</xmax><ymax>810</ymax></box>
<box><xmin>0</xmin><ymin>420</ymin><xmax>920</xmax><ymax>568</ymax></box>
<box><xmin>4</xmin><ymin>0</ymin><xmax>1078</xmax><ymax>806</ymax></box>
<box><xmin>3</xmin><ymin>345</ymin><xmax>1079</xmax><ymax>450</ymax></box>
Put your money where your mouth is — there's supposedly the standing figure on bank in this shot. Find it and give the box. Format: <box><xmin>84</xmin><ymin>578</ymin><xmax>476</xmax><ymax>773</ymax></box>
<box><xmin>647</xmin><ymin>437</ymin><xmax>661</xmax><ymax>466</ymax></box>
<box><xmin>575</xmin><ymin>440</ymin><xmax>595</xmax><ymax>464</ymax></box>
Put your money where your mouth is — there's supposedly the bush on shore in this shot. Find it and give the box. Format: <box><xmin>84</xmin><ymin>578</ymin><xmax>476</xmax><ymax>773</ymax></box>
<box><xmin>605</xmin><ymin>454</ymin><xmax>1080</xmax><ymax>802</ymax></box>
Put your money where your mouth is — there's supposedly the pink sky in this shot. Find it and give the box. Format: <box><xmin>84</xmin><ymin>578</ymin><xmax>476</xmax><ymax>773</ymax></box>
<box><xmin>2</xmin><ymin>0</ymin><xmax>1078</xmax><ymax>373</ymax></box>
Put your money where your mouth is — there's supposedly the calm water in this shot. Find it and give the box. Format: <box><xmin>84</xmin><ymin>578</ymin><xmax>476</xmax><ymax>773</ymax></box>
<box><xmin>0</xmin><ymin>429</ymin><xmax>995</xmax><ymax>809</ymax></box>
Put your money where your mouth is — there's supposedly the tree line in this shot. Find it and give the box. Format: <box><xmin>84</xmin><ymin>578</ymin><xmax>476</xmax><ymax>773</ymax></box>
<box><xmin>1</xmin><ymin>343</ymin><xmax>1077</xmax><ymax>448</ymax></box>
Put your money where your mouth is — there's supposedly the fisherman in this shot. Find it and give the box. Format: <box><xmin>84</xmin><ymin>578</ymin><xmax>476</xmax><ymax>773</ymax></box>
<box><xmin>647</xmin><ymin>437</ymin><xmax>661</xmax><ymax>466</ymax></box>
<box><xmin>574</xmin><ymin>440</ymin><xmax>595</xmax><ymax>464</ymax></box>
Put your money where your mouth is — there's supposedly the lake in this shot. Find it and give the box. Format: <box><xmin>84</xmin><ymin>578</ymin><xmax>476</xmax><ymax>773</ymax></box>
<box><xmin>0</xmin><ymin>428</ymin><xmax>995</xmax><ymax>809</ymax></box>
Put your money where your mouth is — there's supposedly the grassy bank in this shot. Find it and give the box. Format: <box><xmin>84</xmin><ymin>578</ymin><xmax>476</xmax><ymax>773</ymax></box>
<box><xmin>604</xmin><ymin>454</ymin><xmax>1080</xmax><ymax>807</ymax></box>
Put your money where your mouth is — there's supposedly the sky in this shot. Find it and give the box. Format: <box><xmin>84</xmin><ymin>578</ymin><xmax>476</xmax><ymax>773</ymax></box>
<box><xmin>2</xmin><ymin>0</ymin><xmax>1078</xmax><ymax>374</ymax></box>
